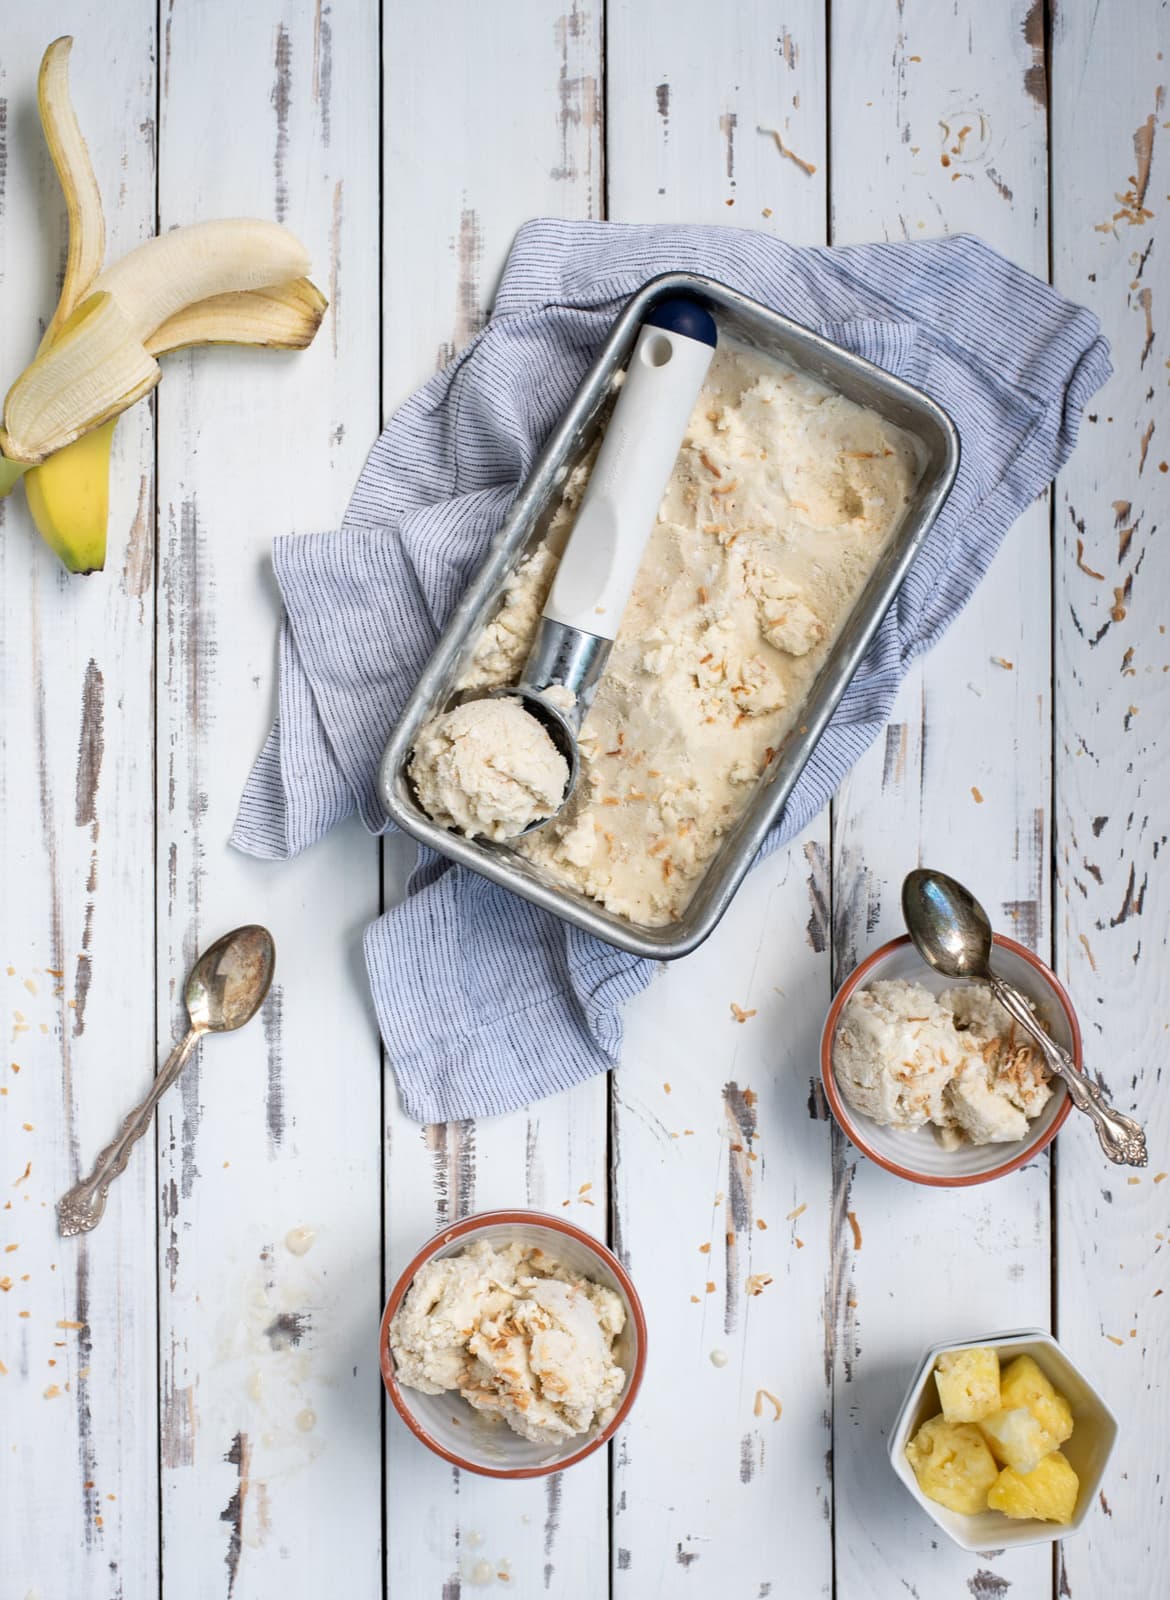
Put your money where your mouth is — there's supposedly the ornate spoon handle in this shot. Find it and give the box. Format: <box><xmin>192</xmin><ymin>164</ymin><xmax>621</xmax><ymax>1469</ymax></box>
<box><xmin>57</xmin><ymin>1028</ymin><xmax>203</xmax><ymax>1237</ymax></box>
<box><xmin>987</xmin><ymin>975</ymin><xmax>1147</xmax><ymax>1168</ymax></box>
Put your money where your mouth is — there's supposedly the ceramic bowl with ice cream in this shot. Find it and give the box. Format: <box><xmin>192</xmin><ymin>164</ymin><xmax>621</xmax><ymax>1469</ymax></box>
<box><xmin>380</xmin><ymin>1210</ymin><xmax>646</xmax><ymax>1477</ymax></box>
<box><xmin>821</xmin><ymin>934</ymin><xmax>1081</xmax><ymax>1185</ymax></box>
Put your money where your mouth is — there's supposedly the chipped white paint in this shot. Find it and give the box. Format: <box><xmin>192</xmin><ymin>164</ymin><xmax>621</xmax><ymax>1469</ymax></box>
<box><xmin>382</xmin><ymin>0</ymin><xmax>604</xmax><ymax>414</ymax></box>
<box><xmin>153</xmin><ymin>2</ymin><xmax>383</xmax><ymax>1597</ymax></box>
<box><xmin>829</xmin><ymin>3</ymin><xmax>1056</xmax><ymax>1595</ymax></box>
<box><xmin>379</xmin><ymin>3</ymin><xmax>610</xmax><ymax>1596</ymax></box>
<box><xmin>1052</xmin><ymin>2</ymin><xmax>1170</xmax><ymax>1596</ymax></box>
<box><xmin>1</xmin><ymin>2</ymin><xmax>1166</xmax><ymax>1598</ymax></box>
<box><xmin>0</xmin><ymin>7</ymin><xmax>159</xmax><ymax>1597</ymax></box>
<box><xmin>607</xmin><ymin>0</ymin><xmax>828</xmax><ymax>232</ymax></box>
<box><xmin>608</xmin><ymin>8</ymin><xmax>833</xmax><ymax>1595</ymax></box>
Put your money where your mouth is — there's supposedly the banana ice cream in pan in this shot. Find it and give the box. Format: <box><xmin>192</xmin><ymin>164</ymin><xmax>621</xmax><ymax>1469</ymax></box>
<box><xmin>412</xmin><ymin>338</ymin><xmax>923</xmax><ymax>925</ymax></box>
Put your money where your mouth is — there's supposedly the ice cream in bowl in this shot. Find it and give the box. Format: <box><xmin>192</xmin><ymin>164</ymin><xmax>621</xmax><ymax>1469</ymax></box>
<box><xmin>380</xmin><ymin>1210</ymin><xmax>646</xmax><ymax>1477</ymax></box>
<box><xmin>820</xmin><ymin>934</ymin><xmax>1081</xmax><ymax>1185</ymax></box>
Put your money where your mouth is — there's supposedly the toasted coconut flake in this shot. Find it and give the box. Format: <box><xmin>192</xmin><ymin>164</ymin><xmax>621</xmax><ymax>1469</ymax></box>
<box><xmin>1075</xmin><ymin>538</ymin><xmax>1105</xmax><ymax>579</ymax></box>
<box><xmin>753</xmin><ymin>1387</ymin><xmax>783</xmax><ymax>1420</ymax></box>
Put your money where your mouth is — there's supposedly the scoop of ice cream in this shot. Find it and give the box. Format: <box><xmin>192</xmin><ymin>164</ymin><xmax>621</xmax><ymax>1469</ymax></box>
<box><xmin>466</xmin><ymin>1273</ymin><xmax>627</xmax><ymax>1445</ymax></box>
<box><xmin>833</xmin><ymin>978</ymin><xmax>967</xmax><ymax>1128</ymax></box>
<box><xmin>943</xmin><ymin>1056</ymin><xmax>1030</xmax><ymax>1143</ymax></box>
<box><xmin>410</xmin><ymin>697</ymin><xmax>569</xmax><ymax>840</ymax></box>
<box><xmin>389</xmin><ymin>1242</ymin><xmax>521</xmax><ymax>1395</ymax></box>
<box><xmin>940</xmin><ymin>984</ymin><xmax>1052</xmax><ymax>1119</ymax></box>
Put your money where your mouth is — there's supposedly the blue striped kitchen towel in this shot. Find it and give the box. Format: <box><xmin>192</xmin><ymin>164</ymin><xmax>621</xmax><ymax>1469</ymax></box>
<box><xmin>232</xmin><ymin>219</ymin><xmax>1110</xmax><ymax>1124</ymax></box>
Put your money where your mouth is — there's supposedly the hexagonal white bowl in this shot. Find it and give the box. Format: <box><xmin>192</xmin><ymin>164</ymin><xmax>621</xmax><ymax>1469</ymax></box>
<box><xmin>889</xmin><ymin>1329</ymin><xmax>1119</xmax><ymax>1550</ymax></box>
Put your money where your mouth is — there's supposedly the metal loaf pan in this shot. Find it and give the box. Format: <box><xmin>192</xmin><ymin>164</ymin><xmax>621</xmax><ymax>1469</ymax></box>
<box><xmin>378</xmin><ymin>272</ymin><xmax>959</xmax><ymax>960</ymax></box>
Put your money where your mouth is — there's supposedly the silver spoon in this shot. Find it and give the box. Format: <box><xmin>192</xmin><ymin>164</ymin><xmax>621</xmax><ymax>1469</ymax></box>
<box><xmin>902</xmin><ymin>869</ymin><xmax>1146</xmax><ymax>1168</ymax></box>
<box><xmin>57</xmin><ymin>925</ymin><xmax>276</xmax><ymax>1236</ymax></box>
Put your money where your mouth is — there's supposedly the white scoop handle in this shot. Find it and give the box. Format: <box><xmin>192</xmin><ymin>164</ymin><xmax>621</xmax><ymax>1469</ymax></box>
<box><xmin>543</xmin><ymin>314</ymin><xmax>716</xmax><ymax>642</ymax></box>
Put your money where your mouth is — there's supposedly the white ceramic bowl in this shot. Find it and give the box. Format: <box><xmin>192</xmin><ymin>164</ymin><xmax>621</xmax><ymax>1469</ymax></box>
<box><xmin>821</xmin><ymin>933</ymin><xmax>1082</xmax><ymax>1185</ymax></box>
<box><xmin>889</xmin><ymin>1328</ymin><xmax>1119</xmax><ymax>1550</ymax></box>
<box><xmin>380</xmin><ymin>1209</ymin><xmax>646</xmax><ymax>1478</ymax></box>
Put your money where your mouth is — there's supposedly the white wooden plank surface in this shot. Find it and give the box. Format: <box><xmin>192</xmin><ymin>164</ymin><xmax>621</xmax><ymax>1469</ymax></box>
<box><xmin>1052</xmin><ymin>3</ymin><xmax>1170</xmax><ymax>1596</ymax></box>
<box><xmin>606</xmin><ymin>0</ymin><xmax>827</xmax><ymax>232</ymax></box>
<box><xmin>382</xmin><ymin>0</ymin><xmax>604</xmax><ymax>415</ymax></box>
<box><xmin>829</xmin><ymin>2</ymin><xmax>1056</xmax><ymax>1595</ymax></box>
<box><xmin>154</xmin><ymin>3</ymin><xmax>383</xmax><ymax>1596</ymax></box>
<box><xmin>0</xmin><ymin>10</ymin><xmax>160</xmax><ymax>1597</ymax></box>
<box><xmin>380</xmin><ymin>5</ymin><xmax>611</xmax><ymax>1595</ymax></box>
<box><xmin>606</xmin><ymin>5</ymin><xmax>834</xmax><ymax>1594</ymax></box>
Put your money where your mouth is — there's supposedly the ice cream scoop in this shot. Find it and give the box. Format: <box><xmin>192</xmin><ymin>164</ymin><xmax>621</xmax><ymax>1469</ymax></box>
<box><xmin>421</xmin><ymin>297</ymin><xmax>718</xmax><ymax>839</ymax></box>
<box><xmin>902</xmin><ymin>868</ymin><xmax>1147</xmax><ymax>1167</ymax></box>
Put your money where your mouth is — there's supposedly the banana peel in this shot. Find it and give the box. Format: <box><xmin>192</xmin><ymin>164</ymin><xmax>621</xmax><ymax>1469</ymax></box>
<box><xmin>36</xmin><ymin>38</ymin><xmax>105</xmax><ymax>349</ymax></box>
<box><xmin>0</xmin><ymin>35</ymin><xmax>327</xmax><ymax>572</ymax></box>
<box><xmin>0</xmin><ymin>36</ymin><xmax>100</xmax><ymax>506</ymax></box>
<box><xmin>92</xmin><ymin>219</ymin><xmax>311</xmax><ymax>344</ymax></box>
<box><xmin>146</xmin><ymin>278</ymin><xmax>327</xmax><ymax>355</ymax></box>
<box><xmin>0</xmin><ymin>457</ymin><xmax>28</xmax><ymax>498</ymax></box>
<box><xmin>1</xmin><ymin>290</ymin><xmax>160</xmax><ymax>465</ymax></box>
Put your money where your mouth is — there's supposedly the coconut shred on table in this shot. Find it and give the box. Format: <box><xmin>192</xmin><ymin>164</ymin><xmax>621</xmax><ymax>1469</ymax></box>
<box><xmin>411</xmin><ymin>338</ymin><xmax>923</xmax><ymax>923</ymax></box>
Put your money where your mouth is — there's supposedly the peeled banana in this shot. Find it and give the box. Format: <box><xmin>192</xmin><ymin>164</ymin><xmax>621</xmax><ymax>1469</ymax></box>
<box><xmin>0</xmin><ymin>35</ymin><xmax>327</xmax><ymax>573</ymax></box>
<box><xmin>23</xmin><ymin>420</ymin><xmax>115</xmax><ymax>575</ymax></box>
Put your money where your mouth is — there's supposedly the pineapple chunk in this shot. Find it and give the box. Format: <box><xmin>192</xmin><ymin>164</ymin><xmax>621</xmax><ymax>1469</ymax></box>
<box><xmin>987</xmin><ymin>1450</ymin><xmax>1080</xmax><ymax>1523</ymax></box>
<box><xmin>934</xmin><ymin>1346</ymin><xmax>1001</xmax><ymax>1423</ymax></box>
<box><xmin>998</xmin><ymin>1354</ymin><xmax>1073</xmax><ymax>1446</ymax></box>
<box><xmin>977</xmin><ymin>1406</ymin><xmax>1059</xmax><ymax>1474</ymax></box>
<box><xmin>905</xmin><ymin>1415</ymin><xmax>999</xmax><ymax>1514</ymax></box>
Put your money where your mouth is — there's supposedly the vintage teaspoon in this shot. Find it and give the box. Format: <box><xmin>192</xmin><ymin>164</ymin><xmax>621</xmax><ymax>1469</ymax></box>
<box><xmin>57</xmin><ymin>925</ymin><xmax>276</xmax><ymax>1236</ymax></box>
<box><xmin>901</xmin><ymin>869</ymin><xmax>1146</xmax><ymax>1167</ymax></box>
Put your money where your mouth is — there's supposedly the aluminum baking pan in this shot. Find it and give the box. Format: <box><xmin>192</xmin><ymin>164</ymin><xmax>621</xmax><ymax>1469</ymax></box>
<box><xmin>378</xmin><ymin>271</ymin><xmax>959</xmax><ymax>960</ymax></box>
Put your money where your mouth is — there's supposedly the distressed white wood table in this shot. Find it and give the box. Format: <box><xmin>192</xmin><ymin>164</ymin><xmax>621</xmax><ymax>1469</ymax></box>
<box><xmin>1</xmin><ymin>3</ymin><xmax>1165</xmax><ymax>1596</ymax></box>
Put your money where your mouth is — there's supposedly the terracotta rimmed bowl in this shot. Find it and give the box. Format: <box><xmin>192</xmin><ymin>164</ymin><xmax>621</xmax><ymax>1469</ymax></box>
<box><xmin>380</xmin><ymin>1209</ymin><xmax>646</xmax><ymax>1478</ymax></box>
<box><xmin>890</xmin><ymin>1328</ymin><xmax>1119</xmax><ymax>1549</ymax></box>
<box><xmin>821</xmin><ymin>933</ymin><xmax>1081</xmax><ymax>1186</ymax></box>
